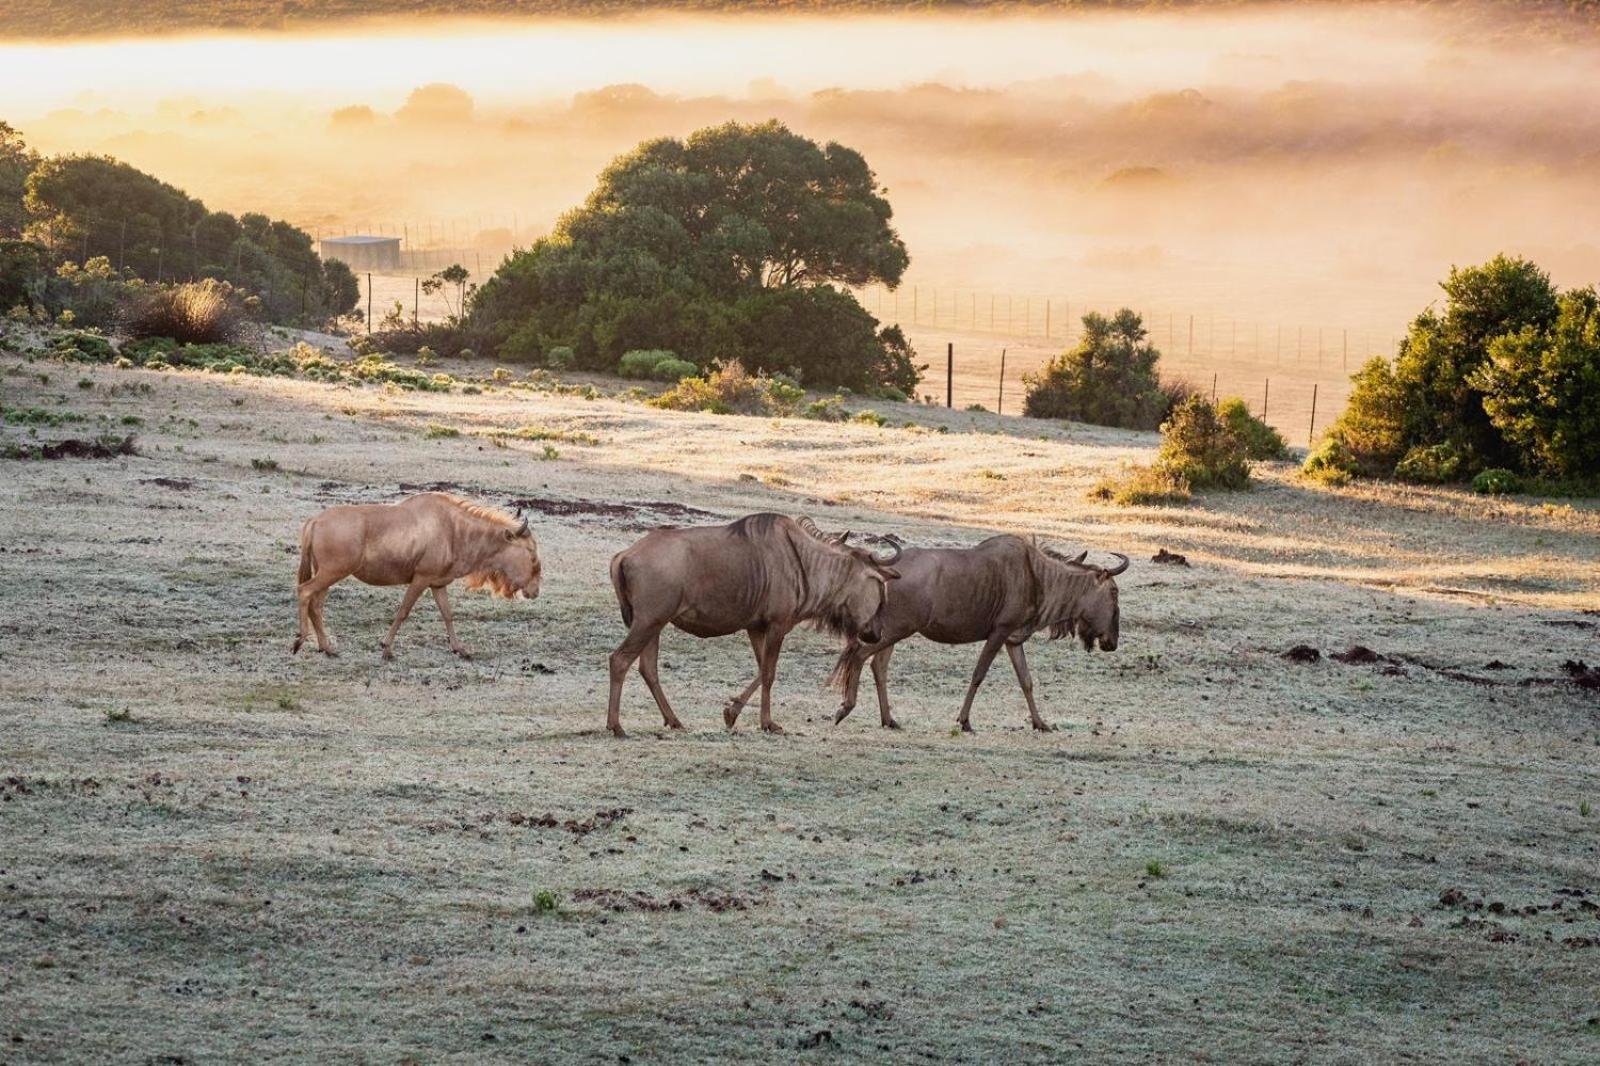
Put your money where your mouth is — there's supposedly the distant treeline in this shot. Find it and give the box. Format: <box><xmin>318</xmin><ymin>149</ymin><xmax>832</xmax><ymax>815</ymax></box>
<box><xmin>5</xmin><ymin>0</ymin><xmax>1600</xmax><ymax>40</ymax></box>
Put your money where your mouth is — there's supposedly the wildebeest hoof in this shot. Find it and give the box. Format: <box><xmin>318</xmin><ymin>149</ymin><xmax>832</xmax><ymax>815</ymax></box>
<box><xmin>290</xmin><ymin>636</ymin><xmax>303</xmax><ymax>654</ymax></box>
<box><xmin>1032</xmin><ymin>719</ymin><xmax>1055</xmax><ymax>733</ymax></box>
<box><xmin>883</xmin><ymin>717</ymin><xmax>901</xmax><ymax>730</ymax></box>
<box><xmin>380</xmin><ymin>645</ymin><xmax>393</xmax><ymax>661</ymax></box>
<box><xmin>959</xmin><ymin>721</ymin><xmax>974</xmax><ymax>734</ymax></box>
<box><xmin>321</xmin><ymin>647</ymin><xmax>339</xmax><ymax>658</ymax></box>
<box><xmin>664</xmin><ymin>719</ymin><xmax>686</xmax><ymax>731</ymax></box>
<box><xmin>761</xmin><ymin>721</ymin><xmax>786</xmax><ymax>735</ymax></box>
<box><xmin>833</xmin><ymin>705</ymin><xmax>854</xmax><ymax>725</ymax></box>
<box><xmin>452</xmin><ymin>647</ymin><xmax>472</xmax><ymax>660</ymax></box>
<box><xmin>723</xmin><ymin>702</ymin><xmax>743</xmax><ymax>728</ymax></box>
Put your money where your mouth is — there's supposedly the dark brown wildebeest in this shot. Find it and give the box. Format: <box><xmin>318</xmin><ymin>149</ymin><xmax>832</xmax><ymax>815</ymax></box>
<box><xmin>292</xmin><ymin>492</ymin><xmax>542</xmax><ymax>660</ymax></box>
<box><xmin>828</xmin><ymin>535</ymin><xmax>1127</xmax><ymax>732</ymax></box>
<box><xmin>606</xmin><ymin>514</ymin><xmax>901</xmax><ymax>738</ymax></box>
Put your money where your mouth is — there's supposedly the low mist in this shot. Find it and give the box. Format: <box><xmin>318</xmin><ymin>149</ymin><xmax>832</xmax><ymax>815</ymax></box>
<box><xmin>5</xmin><ymin>3</ymin><xmax>1600</xmax><ymax>339</ymax></box>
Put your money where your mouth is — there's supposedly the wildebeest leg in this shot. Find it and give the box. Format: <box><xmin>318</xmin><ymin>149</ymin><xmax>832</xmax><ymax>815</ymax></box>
<box><xmin>956</xmin><ymin>634</ymin><xmax>1007</xmax><ymax>733</ymax></box>
<box><xmin>725</xmin><ymin>628</ymin><xmax>767</xmax><ymax>729</ymax></box>
<box><xmin>381</xmin><ymin>578</ymin><xmax>429</xmax><ymax>660</ymax></box>
<box><xmin>757</xmin><ymin>625</ymin><xmax>790</xmax><ymax>735</ymax></box>
<box><xmin>638</xmin><ymin>633</ymin><xmax>683</xmax><ymax>730</ymax></box>
<box><xmin>1006</xmin><ymin>643</ymin><xmax>1052</xmax><ymax>732</ymax></box>
<box><xmin>723</xmin><ymin>675</ymin><xmax>761</xmax><ymax>726</ymax></box>
<box><xmin>432</xmin><ymin>586</ymin><xmax>470</xmax><ymax>658</ymax></box>
<box><xmin>871</xmin><ymin>645</ymin><xmax>898</xmax><ymax>729</ymax></box>
<box><xmin>607</xmin><ymin>622</ymin><xmax>661</xmax><ymax>738</ymax></box>
<box><xmin>295</xmin><ymin>570</ymin><xmax>344</xmax><ymax>656</ymax></box>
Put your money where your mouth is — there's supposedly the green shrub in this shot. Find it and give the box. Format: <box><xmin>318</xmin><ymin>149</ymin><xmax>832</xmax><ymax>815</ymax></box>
<box><xmin>1472</xmin><ymin>287</ymin><xmax>1600</xmax><ymax>480</ymax></box>
<box><xmin>1302</xmin><ymin>434</ymin><xmax>1358</xmax><ymax>485</ymax></box>
<box><xmin>803</xmin><ymin>396</ymin><xmax>848</xmax><ymax>422</ymax></box>
<box><xmin>546</xmin><ymin>345</ymin><xmax>575</xmax><ymax>370</ymax></box>
<box><xmin>1088</xmin><ymin>464</ymin><xmax>1192</xmax><ymax>506</ymax></box>
<box><xmin>1394</xmin><ymin>442</ymin><xmax>1464</xmax><ymax>484</ymax></box>
<box><xmin>1023</xmin><ymin>309</ymin><xmax>1167</xmax><ymax>429</ymax></box>
<box><xmin>50</xmin><ymin>331</ymin><xmax>115</xmax><ymax>363</ymax></box>
<box><xmin>652</xmin><ymin>357</ymin><xmax>699</xmax><ymax>382</ymax></box>
<box><xmin>649</xmin><ymin>362</ymin><xmax>775</xmax><ymax>415</ymax></box>
<box><xmin>1472</xmin><ymin>468</ymin><xmax>1523</xmax><ymax>495</ymax></box>
<box><xmin>1156</xmin><ymin>396</ymin><xmax>1250</xmax><ymax>490</ymax></box>
<box><xmin>1217</xmin><ymin>397</ymin><xmax>1288</xmax><ymax>460</ymax></box>
<box><xmin>619</xmin><ymin>348</ymin><xmax>678</xmax><ymax>379</ymax></box>
<box><xmin>852</xmin><ymin>409</ymin><xmax>885</xmax><ymax>427</ymax></box>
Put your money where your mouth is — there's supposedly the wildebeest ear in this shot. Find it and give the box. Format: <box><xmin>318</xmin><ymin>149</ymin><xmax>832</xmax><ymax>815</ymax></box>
<box><xmin>877</xmin><ymin>567</ymin><xmax>901</xmax><ymax>581</ymax></box>
<box><xmin>1071</xmin><ymin>550</ymin><xmax>1088</xmax><ymax>564</ymax></box>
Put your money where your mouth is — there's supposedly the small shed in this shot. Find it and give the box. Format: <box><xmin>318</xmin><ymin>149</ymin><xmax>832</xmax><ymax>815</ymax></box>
<box><xmin>319</xmin><ymin>235</ymin><xmax>401</xmax><ymax>272</ymax></box>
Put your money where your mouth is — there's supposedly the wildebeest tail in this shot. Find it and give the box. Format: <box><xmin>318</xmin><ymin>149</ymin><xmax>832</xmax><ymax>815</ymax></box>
<box><xmin>296</xmin><ymin>519</ymin><xmax>316</xmax><ymax>585</ymax></box>
<box><xmin>610</xmin><ymin>552</ymin><xmax>633</xmax><ymax>627</ymax></box>
<box><xmin>826</xmin><ymin>639</ymin><xmax>860</xmax><ymax>690</ymax></box>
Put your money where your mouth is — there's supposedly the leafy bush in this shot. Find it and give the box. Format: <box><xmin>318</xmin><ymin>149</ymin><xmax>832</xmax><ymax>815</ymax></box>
<box><xmin>50</xmin><ymin>330</ymin><xmax>115</xmax><ymax>363</ymax></box>
<box><xmin>1022</xmin><ymin>309</ymin><xmax>1168</xmax><ymax>429</ymax></box>
<box><xmin>1088</xmin><ymin>464</ymin><xmax>1192</xmax><ymax>506</ymax></box>
<box><xmin>1472</xmin><ymin>287</ymin><xmax>1600</xmax><ymax>480</ymax></box>
<box><xmin>546</xmin><ymin>345</ymin><xmax>575</xmax><ymax>370</ymax></box>
<box><xmin>1302</xmin><ymin>435</ymin><xmax>1358</xmax><ymax>485</ymax></box>
<box><xmin>803</xmin><ymin>396</ymin><xmax>848</xmax><ymax>422</ymax></box>
<box><xmin>1156</xmin><ymin>396</ymin><xmax>1250</xmax><ymax>490</ymax></box>
<box><xmin>1472</xmin><ymin>468</ymin><xmax>1523</xmax><ymax>495</ymax></box>
<box><xmin>1217</xmin><ymin>397</ymin><xmax>1288</xmax><ymax>460</ymax></box>
<box><xmin>649</xmin><ymin>362</ymin><xmax>778</xmax><ymax>415</ymax></box>
<box><xmin>852</xmin><ymin>409</ymin><xmax>885</xmax><ymax>427</ymax></box>
<box><xmin>1318</xmin><ymin>255</ymin><xmax>1594</xmax><ymax>483</ymax></box>
<box><xmin>121</xmin><ymin>279</ymin><xmax>248</xmax><ymax>344</ymax></box>
<box><xmin>1394</xmin><ymin>442</ymin><xmax>1464</xmax><ymax>484</ymax></box>
<box><xmin>619</xmin><ymin>349</ymin><xmax>696</xmax><ymax>381</ymax></box>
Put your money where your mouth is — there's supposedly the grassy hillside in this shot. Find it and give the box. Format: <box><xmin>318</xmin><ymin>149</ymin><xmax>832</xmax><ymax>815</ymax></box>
<box><xmin>2</xmin><ymin>331</ymin><xmax>1598</xmax><ymax>1060</ymax></box>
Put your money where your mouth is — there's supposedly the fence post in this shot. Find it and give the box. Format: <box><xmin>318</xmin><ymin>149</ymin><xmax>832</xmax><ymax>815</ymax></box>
<box><xmin>1308</xmin><ymin>383</ymin><xmax>1319</xmax><ymax>446</ymax></box>
<box><xmin>1211</xmin><ymin>373</ymin><xmax>1218</xmax><ymax>402</ymax></box>
<box><xmin>1262</xmin><ymin>378</ymin><xmax>1269</xmax><ymax>420</ymax></box>
<box><xmin>998</xmin><ymin>348</ymin><xmax>1007</xmax><ymax>415</ymax></box>
<box><xmin>366</xmin><ymin>272</ymin><xmax>372</xmax><ymax>333</ymax></box>
<box><xmin>1044</xmin><ymin>299</ymin><xmax>1051</xmax><ymax>340</ymax></box>
<box><xmin>946</xmin><ymin>343</ymin><xmax>954</xmax><ymax>409</ymax></box>
<box><xmin>414</xmin><ymin>277</ymin><xmax>420</xmax><ymax>326</ymax></box>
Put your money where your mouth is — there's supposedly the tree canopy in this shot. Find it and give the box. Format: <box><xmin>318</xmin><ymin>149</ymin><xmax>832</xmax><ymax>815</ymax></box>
<box><xmin>1022</xmin><ymin>308</ymin><xmax>1172</xmax><ymax>429</ymax></box>
<box><xmin>19</xmin><ymin>150</ymin><xmax>357</xmax><ymax>326</ymax></box>
<box><xmin>470</xmin><ymin>120</ymin><xmax>916</xmax><ymax>391</ymax></box>
<box><xmin>1314</xmin><ymin>254</ymin><xmax>1598</xmax><ymax>485</ymax></box>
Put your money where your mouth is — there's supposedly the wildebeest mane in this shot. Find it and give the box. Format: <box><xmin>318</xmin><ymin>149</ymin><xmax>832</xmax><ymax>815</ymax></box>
<box><xmin>729</xmin><ymin>512</ymin><xmax>786</xmax><ymax>540</ymax></box>
<box><xmin>435</xmin><ymin>493</ymin><xmax>519</xmax><ymax>530</ymax></box>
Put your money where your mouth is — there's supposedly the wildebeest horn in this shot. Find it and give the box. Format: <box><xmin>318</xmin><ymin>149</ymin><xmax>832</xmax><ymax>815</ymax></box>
<box><xmin>873</xmin><ymin>540</ymin><xmax>902</xmax><ymax>565</ymax></box>
<box><xmin>515</xmin><ymin>517</ymin><xmax>530</xmax><ymax>537</ymax></box>
<box><xmin>1100</xmin><ymin>552</ymin><xmax>1129</xmax><ymax>576</ymax></box>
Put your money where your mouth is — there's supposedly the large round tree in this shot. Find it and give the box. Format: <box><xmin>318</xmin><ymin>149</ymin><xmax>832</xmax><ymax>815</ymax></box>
<box><xmin>471</xmin><ymin>120</ymin><xmax>916</xmax><ymax>390</ymax></box>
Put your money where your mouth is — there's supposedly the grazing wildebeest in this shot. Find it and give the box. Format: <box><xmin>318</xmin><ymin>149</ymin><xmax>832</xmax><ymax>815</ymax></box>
<box><xmin>828</xmin><ymin>535</ymin><xmax>1127</xmax><ymax>732</ymax></box>
<box><xmin>292</xmin><ymin>492</ymin><xmax>542</xmax><ymax>660</ymax></box>
<box><xmin>606</xmin><ymin>514</ymin><xmax>901</xmax><ymax>738</ymax></box>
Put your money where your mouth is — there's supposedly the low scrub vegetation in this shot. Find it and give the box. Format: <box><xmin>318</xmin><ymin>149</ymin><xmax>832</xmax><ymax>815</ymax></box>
<box><xmin>1307</xmin><ymin>255</ymin><xmax>1600</xmax><ymax>493</ymax></box>
<box><xmin>619</xmin><ymin>348</ymin><xmax>698</xmax><ymax>381</ymax></box>
<box><xmin>1022</xmin><ymin>308</ymin><xmax>1195</xmax><ymax>430</ymax></box>
<box><xmin>121</xmin><ymin>279</ymin><xmax>249</xmax><ymax>345</ymax></box>
<box><xmin>1090</xmin><ymin>396</ymin><xmax>1257</xmax><ymax>505</ymax></box>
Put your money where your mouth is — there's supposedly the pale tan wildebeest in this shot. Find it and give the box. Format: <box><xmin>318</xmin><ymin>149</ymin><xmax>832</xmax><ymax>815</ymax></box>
<box><xmin>827</xmin><ymin>535</ymin><xmax>1127</xmax><ymax>732</ymax></box>
<box><xmin>291</xmin><ymin>492</ymin><xmax>542</xmax><ymax>660</ymax></box>
<box><xmin>606</xmin><ymin>514</ymin><xmax>901</xmax><ymax>737</ymax></box>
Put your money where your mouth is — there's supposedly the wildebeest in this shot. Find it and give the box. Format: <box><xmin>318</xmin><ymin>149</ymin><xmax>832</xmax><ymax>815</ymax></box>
<box><xmin>292</xmin><ymin>492</ymin><xmax>542</xmax><ymax>659</ymax></box>
<box><xmin>828</xmin><ymin>535</ymin><xmax>1127</xmax><ymax>732</ymax></box>
<box><xmin>606</xmin><ymin>514</ymin><xmax>901</xmax><ymax>737</ymax></box>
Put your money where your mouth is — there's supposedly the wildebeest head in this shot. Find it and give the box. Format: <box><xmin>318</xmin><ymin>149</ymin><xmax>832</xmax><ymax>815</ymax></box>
<box><xmin>1072</xmin><ymin>552</ymin><xmax>1127</xmax><ymax>651</ymax></box>
<box><xmin>486</xmin><ymin>513</ymin><xmax>543</xmax><ymax>600</ymax></box>
<box><xmin>800</xmin><ymin>518</ymin><xmax>901</xmax><ymax>644</ymax></box>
